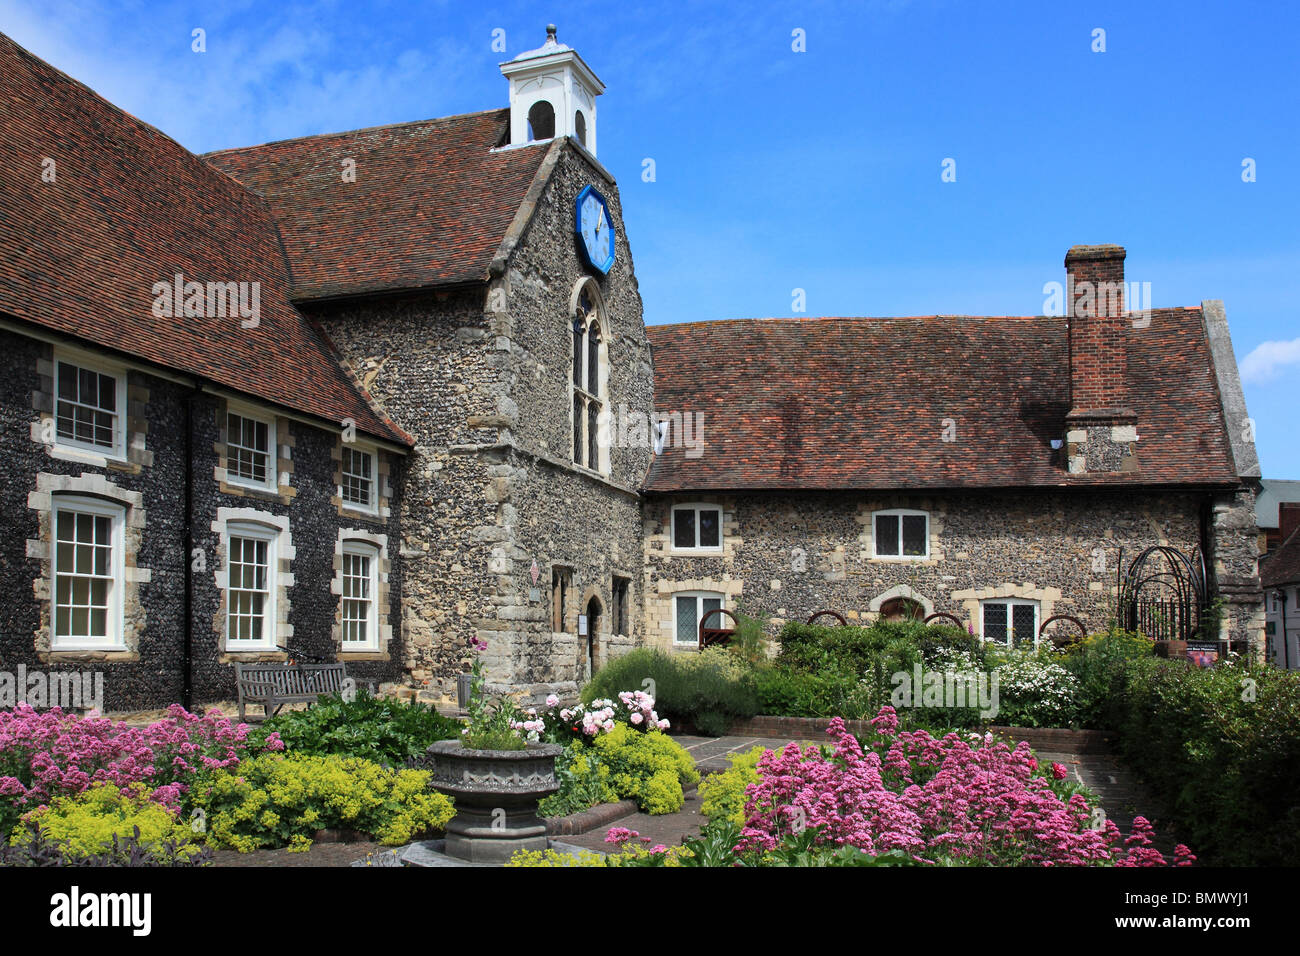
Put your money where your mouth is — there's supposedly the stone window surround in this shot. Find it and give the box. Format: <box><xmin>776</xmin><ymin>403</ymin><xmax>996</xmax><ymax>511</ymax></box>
<box><xmin>212</xmin><ymin>507</ymin><xmax>294</xmax><ymax>662</ymax></box>
<box><xmin>647</xmin><ymin>497</ymin><xmax>740</xmax><ymax>564</ymax></box>
<box><xmin>30</xmin><ymin>343</ymin><xmax>153</xmax><ymax>475</ymax></box>
<box><xmin>332</xmin><ymin>439</ymin><xmax>393</xmax><ymax>521</ymax></box>
<box><xmin>858</xmin><ymin>500</ymin><xmax>945</xmax><ymax>566</ymax></box>
<box><xmin>331</xmin><ymin>528</ymin><xmax>393</xmax><ymax>660</ymax></box>
<box><xmin>669</xmin><ymin>589</ymin><xmax>727</xmax><ymax>647</ymax></box>
<box><xmin>949</xmin><ymin>583</ymin><xmax>1063</xmax><ymax>645</ymax></box>
<box><xmin>611</xmin><ymin>573</ymin><xmax>632</xmax><ymax>637</ymax></box>
<box><xmin>25</xmin><ymin>472</ymin><xmax>150</xmax><ymax>663</ymax></box>
<box><xmin>647</xmin><ymin>577</ymin><xmax>744</xmax><ymax>650</ymax></box>
<box><xmin>551</xmin><ymin>564</ymin><xmax>574</xmax><ymax>633</ymax></box>
<box><xmin>870</xmin><ymin>508</ymin><xmax>931</xmax><ymax>561</ymax></box>
<box><xmin>669</xmin><ymin>502</ymin><xmax>724</xmax><ymax>555</ymax></box>
<box><xmin>568</xmin><ymin>277</ymin><xmax>610</xmax><ymax>476</ymax></box>
<box><xmin>214</xmin><ymin>399</ymin><xmax>295</xmax><ymax>505</ymax></box>
<box><xmin>979</xmin><ymin>597</ymin><xmax>1042</xmax><ymax>647</ymax></box>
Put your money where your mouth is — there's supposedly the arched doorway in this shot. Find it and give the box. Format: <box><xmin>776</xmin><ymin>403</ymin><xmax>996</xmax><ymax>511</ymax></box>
<box><xmin>582</xmin><ymin>596</ymin><xmax>602</xmax><ymax>681</ymax></box>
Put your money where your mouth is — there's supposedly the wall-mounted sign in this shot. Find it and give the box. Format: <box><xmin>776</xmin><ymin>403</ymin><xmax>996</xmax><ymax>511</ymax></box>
<box><xmin>578</xmin><ymin>614</ymin><xmax>589</xmax><ymax>636</ymax></box>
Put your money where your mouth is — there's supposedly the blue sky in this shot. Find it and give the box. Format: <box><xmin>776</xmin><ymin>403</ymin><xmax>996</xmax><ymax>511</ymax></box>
<box><xmin>4</xmin><ymin>0</ymin><xmax>1297</xmax><ymax>477</ymax></box>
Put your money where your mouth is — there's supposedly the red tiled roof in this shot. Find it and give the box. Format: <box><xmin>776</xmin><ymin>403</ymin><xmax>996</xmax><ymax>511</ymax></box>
<box><xmin>202</xmin><ymin>110</ymin><xmax>549</xmax><ymax>301</ymax></box>
<box><xmin>644</xmin><ymin>310</ymin><xmax>1239</xmax><ymax>491</ymax></box>
<box><xmin>1261</xmin><ymin>527</ymin><xmax>1300</xmax><ymax>588</ymax></box>
<box><xmin>0</xmin><ymin>34</ymin><xmax>410</xmax><ymax>446</ymax></box>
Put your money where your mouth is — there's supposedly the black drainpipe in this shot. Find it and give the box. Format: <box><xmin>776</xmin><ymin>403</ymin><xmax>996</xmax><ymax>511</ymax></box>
<box><xmin>181</xmin><ymin>385</ymin><xmax>200</xmax><ymax>711</ymax></box>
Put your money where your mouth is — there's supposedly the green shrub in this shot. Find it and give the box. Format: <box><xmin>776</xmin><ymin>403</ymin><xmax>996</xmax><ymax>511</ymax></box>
<box><xmin>191</xmin><ymin>753</ymin><xmax>455</xmax><ymax>852</ymax></box>
<box><xmin>698</xmin><ymin>746</ymin><xmax>764</xmax><ymax>825</ymax></box>
<box><xmin>583</xmin><ymin>648</ymin><xmax>759</xmax><ymax>734</ymax></box>
<box><xmin>776</xmin><ymin>620</ymin><xmax>984</xmax><ymax>675</ymax></box>
<box><xmin>1105</xmin><ymin>654</ymin><xmax>1300</xmax><ymax>866</ymax></box>
<box><xmin>1061</xmin><ymin>629</ymin><xmax>1155</xmax><ymax>728</ymax></box>
<box><xmin>538</xmin><ymin>741</ymin><xmax>616</xmax><ymax>817</ymax></box>
<box><xmin>253</xmin><ymin>691</ymin><xmax>462</xmax><ymax>766</ymax></box>
<box><xmin>754</xmin><ymin>667</ymin><xmax>868</xmax><ymax>718</ymax></box>
<box><xmin>1</xmin><ymin>820</ymin><xmax>212</xmax><ymax>867</ymax></box>
<box><xmin>13</xmin><ymin>783</ymin><xmax>204</xmax><ymax>864</ymax></box>
<box><xmin>590</xmin><ymin>725</ymin><xmax>699</xmax><ymax>814</ymax></box>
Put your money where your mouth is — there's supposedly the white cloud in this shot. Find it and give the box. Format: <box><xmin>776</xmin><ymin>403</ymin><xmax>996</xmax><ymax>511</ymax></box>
<box><xmin>1240</xmin><ymin>338</ymin><xmax>1300</xmax><ymax>385</ymax></box>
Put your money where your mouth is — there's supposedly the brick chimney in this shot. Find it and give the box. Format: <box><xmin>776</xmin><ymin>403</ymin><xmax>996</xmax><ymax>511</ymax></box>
<box><xmin>1063</xmin><ymin>244</ymin><xmax>1138</xmax><ymax>474</ymax></box>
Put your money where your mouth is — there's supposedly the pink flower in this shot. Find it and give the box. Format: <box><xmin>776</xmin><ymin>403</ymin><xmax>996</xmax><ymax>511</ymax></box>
<box><xmin>546</xmin><ymin>694</ymin><xmax>559</xmax><ymax>708</ymax></box>
<box><xmin>630</xmin><ymin>713</ymin><xmax>644</xmax><ymax>725</ymax></box>
<box><xmin>605</xmin><ymin>827</ymin><xmax>638</xmax><ymax>846</ymax></box>
<box><xmin>1051</xmin><ymin>762</ymin><xmax>1068</xmax><ymax>780</ymax></box>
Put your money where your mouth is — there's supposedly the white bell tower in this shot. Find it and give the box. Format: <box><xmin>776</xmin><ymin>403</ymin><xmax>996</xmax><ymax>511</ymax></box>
<box><xmin>500</xmin><ymin>24</ymin><xmax>605</xmax><ymax>157</ymax></box>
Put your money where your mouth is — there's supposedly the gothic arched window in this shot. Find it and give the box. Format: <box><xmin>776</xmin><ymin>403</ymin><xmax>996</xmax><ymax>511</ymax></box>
<box><xmin>571</xmin><ymin>284</ymin><xmax>606</xmax><ymax>473</ymax></box>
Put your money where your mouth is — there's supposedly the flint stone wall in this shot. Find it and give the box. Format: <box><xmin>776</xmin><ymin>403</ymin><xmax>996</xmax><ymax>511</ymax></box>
<box><xmin>642</xmin><ymin>488</ymin><xmax>1263</xmax><ymax>652</ymax></box>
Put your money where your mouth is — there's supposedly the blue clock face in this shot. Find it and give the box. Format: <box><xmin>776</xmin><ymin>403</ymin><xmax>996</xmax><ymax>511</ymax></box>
<box><xmin>575</xmin><ymin>185</ymin><xmax>615</xmax><ymax>274</ymax></box>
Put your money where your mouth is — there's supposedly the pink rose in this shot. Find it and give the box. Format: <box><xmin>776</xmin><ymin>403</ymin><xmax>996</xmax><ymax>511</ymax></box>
<box><xmin>1051</xmin><ymin>762</ymin><xmax>1068</xmax><ymax>780</ymax></box>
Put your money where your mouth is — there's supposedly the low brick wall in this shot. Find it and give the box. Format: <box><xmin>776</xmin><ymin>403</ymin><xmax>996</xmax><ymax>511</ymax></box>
<box><xmin>987</xmin><ymin>726</ymin><xmax>1115</xmax><ymax>754</ymax></box>
<box><xmin>725</xmin><ymin>716</ymin><xmax>1115</xmax><ymax>754</ymax></box>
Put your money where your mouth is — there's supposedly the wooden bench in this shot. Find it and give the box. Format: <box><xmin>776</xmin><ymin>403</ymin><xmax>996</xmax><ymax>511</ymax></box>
<box><xmin>235</xmin><ymin>662</ymin><xmax>348</xmax><ymax>722</ymax></box>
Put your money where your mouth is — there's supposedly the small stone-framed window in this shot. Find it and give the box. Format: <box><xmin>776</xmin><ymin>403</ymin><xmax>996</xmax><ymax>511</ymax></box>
<box><xmin>52</xmin><ymin>352</ymin><xmax>127</xmax><ymax>460</ymax></box>
<box><xmin>552</xmin><ymin>566</ymin><xmax>573</xmax><ymax>633</ymax></box>
<box><xmin>51</xmin><ymin>495</ymin><xmax>125</xmax><ymax>649</ymax></box>
<box><xmin>673</xmin><ymin>591</ymin><xmax>724</xmax><ymax>646</ymax></box>
<box><xmin>873</xmin><ymin>509</ymin><xmax>929</xmax><ymax>560</ymax></box>
<box><xmin>225</xmin><ymin>408</ymin><xmax>276</xmax><ymax>491</ymax></box>
<box><xmin>340</xmin><ymin>444</ymin><xmax>377</xmax><ymax>513</ymax></box>
<box><xmin>612</xmin><ymin>575</ymin><xmax>631</xmax><ymax>636</ymax></box>
<box><xmin>671</xmin><ymin>504</ymin><xmax>723</xmax><ymax>553</ymax></box>
<box><xmin>981</xmin><ymin>598</ymin><xmax>1039</xmax><ymax>648</ymax></box>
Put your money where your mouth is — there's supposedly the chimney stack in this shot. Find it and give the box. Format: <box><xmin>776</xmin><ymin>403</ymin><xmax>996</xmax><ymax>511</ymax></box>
<box><xmin>1063</xmin><ymin>244</ymin><xmax>1138</xmax><ymax>475</ymax></box>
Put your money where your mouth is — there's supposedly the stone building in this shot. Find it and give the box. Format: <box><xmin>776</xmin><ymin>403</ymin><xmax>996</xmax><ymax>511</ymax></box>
<box><xmin>644</xmin><ymin>249</ymin><xmax>1266</xmax><ymax>657</ymax></box>
<box><xmin>0</xmin><ymin>28</ymin><xmax>1266</xmax><ymax>712</ymax></box>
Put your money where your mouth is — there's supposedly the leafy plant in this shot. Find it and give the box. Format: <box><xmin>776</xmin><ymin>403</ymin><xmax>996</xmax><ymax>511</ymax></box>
<box><xmin>538</xmin><ymin>741</ymin><xmax>614</xmax><ymax>817</ymax></box>
<box><xmin>461</xmin><ymin>638</ymin><xmax>527</xmax><ymax>750</ymax></box>
<box><xmin>589</xmin><ymin>724</ymin><xmax>699</xmax><ymax>814</ymax></box>
<box><xmin>13</xmin><ymin>783</ymin><xmax>205</xmax><ymax>864</ymax></box>
<box><xmin>254</xmin><ymin>691</ymin><xmax>461</xmax><ymax>766</ymax></box>
<box><xmin>0</xmin><ymin>821</ymin><xmax>212</xmax><ymax>867</ymax></box>
<box><xmin>0</xmin><ymin>703</ymin><xmax>281</xmax><ymax>839</ymax></box>
<box><xmin>583</xmin><ymin>647</ymin><xmax>760</xmax><ymax>734</ymax></box>
<box><xmin>698</xmin><ymin>746</ymin><xmax>763</xmax><ymax>825</ymax></box>
<box><xmin>191</xmin><ymin>753</ymin><xmax>455</xmax><ymax>852</ymax></box>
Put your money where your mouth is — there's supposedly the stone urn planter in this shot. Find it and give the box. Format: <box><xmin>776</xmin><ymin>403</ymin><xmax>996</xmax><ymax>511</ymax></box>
<box><xmin>426</xmin><ymin>740</ymin><xmax>563</xmax><ymax>863</ymax></box>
